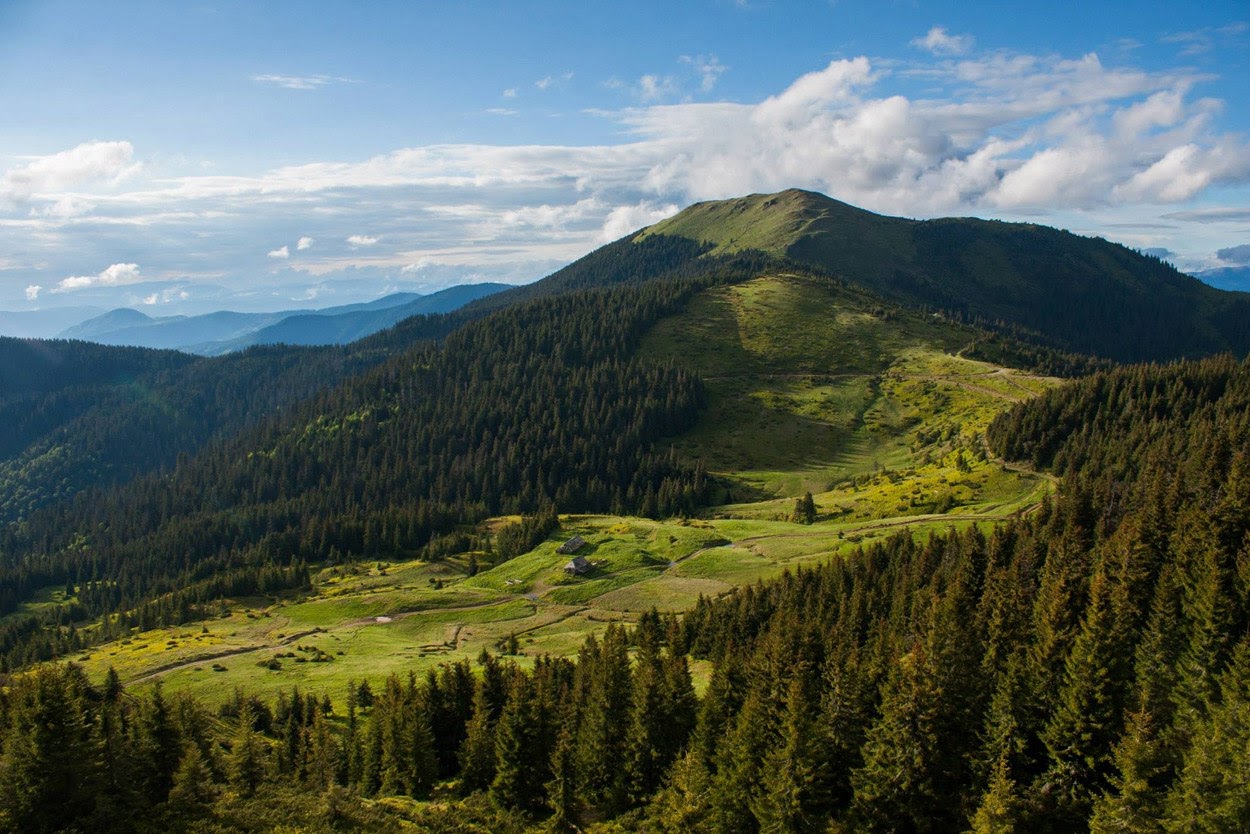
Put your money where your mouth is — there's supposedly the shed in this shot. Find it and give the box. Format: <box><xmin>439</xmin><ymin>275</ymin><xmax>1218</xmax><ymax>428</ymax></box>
<box><xmin>557</xmin><ymin>535</ymin><xmax>587</xmax><ymax>555</ymax></box>
<box><xmin>564</xmin><ymin>554</ymin><xmax>591</xmax><ymax>575</ymax></box>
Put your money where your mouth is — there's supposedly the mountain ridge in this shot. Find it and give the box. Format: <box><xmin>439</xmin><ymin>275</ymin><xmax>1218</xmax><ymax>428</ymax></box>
<box><xmin>641</xmin><ymin>188</ymin><xmax>1250</xmax><ymax>361</ymax></box>
<box><xmin>51</xmin><ymin>283</ymin><xmax>510</xmax><ymax>354</ymax></box>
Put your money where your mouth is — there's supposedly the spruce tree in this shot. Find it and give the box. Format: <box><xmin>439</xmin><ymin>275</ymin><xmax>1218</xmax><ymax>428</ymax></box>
<box><xmin>1088</xmin><ymin>708</ymin><xmax>1166</xmax><ymax>834</ymax></box>
<box><xmin>491</xmin><ymin>675</ymin><xmax>542</xmax><ymax>812</ymax></box>
<box><xmin>1038</xmin><ymin>564</ymin><xmax>1130</xmax><ymax>827</ymax></box>
<box><xmin>227</xmin><ymin>703</ymin><xmax>267</xmax><ymax>798</ymax></box>
<box><xmin>753</xmin><ymin>671</ymin><xmax>827</xmax><ymax>834</ymax></box>
<box><xmin>851</xmin><ymin>645</ymin><xmax>945</xmax><ymax>834</ymax></box>
<box><xmin>167</xmin><ymin>743</ymin><xmax>218</xmax><ymax>815</ymax></box>
<box><xmin>968</xmin><ymin>755</ymin><xmax>1021</xmax><ymax>834</ymax></box>
<box><xmin>460</xmin><ymin>683</ymin><xmax>497</xmax><ymax>795</ymax></box>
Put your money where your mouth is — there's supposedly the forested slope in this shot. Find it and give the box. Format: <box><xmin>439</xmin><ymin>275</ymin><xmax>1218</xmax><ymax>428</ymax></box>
<box><xmin>646</xmin><ymin>189</ymin><xmax>1250</xmax><ymax>361</ymax></box>
<box><xmin>0</xmin><ymin>341</ymin><xmax>388</xmax><ymax>523</ymax></box>
<box><xmin>0</xmin><ymin>275</ymin><xmax>739</xmax><ymax>665</ymax></box>
<box><xmin>4</xmin><ymin>355</ymin><xmax>1249</xmax><ymax>833</ymax></box>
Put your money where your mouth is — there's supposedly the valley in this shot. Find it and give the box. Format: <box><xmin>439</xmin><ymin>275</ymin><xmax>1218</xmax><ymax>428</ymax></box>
<box><xmin>69</xmin><ymin>270</ymin><xmax>1055</xmax><ymax>701</ymax></box>
<box><xmin>4</xmin><ymin>189</ymin><xmax>1247</xmax><ymax>833</ymax></box>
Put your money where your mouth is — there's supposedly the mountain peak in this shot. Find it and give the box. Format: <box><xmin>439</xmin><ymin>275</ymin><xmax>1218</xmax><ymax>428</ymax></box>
<box><xmin>633</xmin><ymin>188</ymin><xmax>1250</xmax><ymax>362</ymax></box>
<box><xmin>640</xmin><ymin>188</ymin><xmax>887</xmax><ymax>258</ymax></box>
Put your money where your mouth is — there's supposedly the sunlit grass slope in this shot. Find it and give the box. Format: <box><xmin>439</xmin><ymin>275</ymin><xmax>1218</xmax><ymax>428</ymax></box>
<box><xmin>69</xmin><ymin>269</ymin><xmax>1057</xmax><ymax>703</ymax></box>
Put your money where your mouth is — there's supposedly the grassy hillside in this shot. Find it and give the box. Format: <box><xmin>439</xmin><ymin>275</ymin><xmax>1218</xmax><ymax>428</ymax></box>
<box><xmin>643</xmin><ymin>189</ymin><xmax>1250</xmax><ymax>361</ymax></box>
<box><xmin>638</xmin><ymin>271</ymin><xmax>1053</xmax><ymax>504</ymax></box>
<box><xmin>72</xmin><ymin>268</ymin><xmax>1055</xmax><ymax>702</ymax></box>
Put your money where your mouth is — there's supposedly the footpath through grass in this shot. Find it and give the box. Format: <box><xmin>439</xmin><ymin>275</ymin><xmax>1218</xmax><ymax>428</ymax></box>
<box><xmin>70</xmin><ymin>272</ymin><xmax>1058</xmax><ymax>703</ymax></box>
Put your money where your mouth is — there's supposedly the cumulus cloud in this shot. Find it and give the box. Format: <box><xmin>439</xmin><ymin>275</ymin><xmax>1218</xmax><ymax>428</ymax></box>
<box><xmin>600</xmin><ymin>202</ymin><xmax>679</xmax><ymax>241</ymax></box>
<box><xmin>6</xmin><ymin>44</ymin><xmax>1249</xmax><ymax>303</ymax></box>
<box><xmin>297</xmin><ymin>236</ymin><xmax>314</xmax><ymax>250</ymax></box>
<box><xmin>54</xmin><ymin>263</ymin><xmax>141</xmax><ymax>292</ymax></box>
<box><xmin>268</xmin><ymin>245</ymin><xmax>290</xmax><ymax>259</ymax></box>
<box><xmin>502</xmin><ymin>88</ymin><xmax>518</xmax><ymax>99</ymax></box>
<box><xmin>912</xmin><ymin>26</ymin><xmax>975</xmax><ymax>56</ymax></box>
<box><xmin>24</xmin><ymin>285</ymin><xmax>41</xmax><ymax>301</ymax></box>
<box><xmin>1218</xmin><ymin>243</ymin><xmax>1250</xmax><ymax>264</ymax></box>
<box><xmin>1</xmin><ymin>140</ymin><xmax>139</xmax><ymax>204</ymax></box>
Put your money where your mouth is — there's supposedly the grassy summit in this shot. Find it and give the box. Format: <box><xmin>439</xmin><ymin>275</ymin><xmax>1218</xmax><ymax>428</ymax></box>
<box><xmin>642</xmin><ymin>188</ymin><xmax>1250</xmax><ymax>361</ymax></box>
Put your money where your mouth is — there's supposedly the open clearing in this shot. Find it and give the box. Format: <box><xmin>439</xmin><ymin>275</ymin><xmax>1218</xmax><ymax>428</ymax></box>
<box><xmin>69</xmin><ymin>273</ymin><xmax>1057</xmax><ymax>702</ymax></box>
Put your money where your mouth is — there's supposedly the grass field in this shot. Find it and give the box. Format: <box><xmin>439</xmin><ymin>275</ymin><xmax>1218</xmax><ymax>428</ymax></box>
<box><xmin>67</xmin><ymin>271</ymin><xmax>1059</xmax><ymax>703</ymax></box>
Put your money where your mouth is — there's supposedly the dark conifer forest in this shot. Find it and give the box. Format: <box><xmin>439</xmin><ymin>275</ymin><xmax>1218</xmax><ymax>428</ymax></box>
<box><xmin>1</xmin><ymin>195</ymin><xmax>1249</xmax><ymax>832</ymax></box>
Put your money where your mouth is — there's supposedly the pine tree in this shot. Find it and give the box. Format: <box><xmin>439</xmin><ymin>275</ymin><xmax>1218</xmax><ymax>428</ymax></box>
<box><xmin>574</xmin><ymin>625</ymin><xmax>633</xmax><ymax>813</ymax></box>
<box><xmin>1161</xmin><ymin>640</ymin><xmax>1250</xmax><ymax>833</ymax></box>
<box><xmin>166</xmin><ymin>743</ymin><xmax>218</xmax><ymax>815</ymax></box>
<box><xmin>791</xmin><ymin>492</ymin><xmax>816</xmax><ymax>524</ymax></box>
<box><xmin>491</xmin><ymin>675</ymin><xmax>542</xmax><ymax>811</ymax></box>
<box><xmin>132</xmin><ymin>682</ymin><xmax>183</xmax><ymax>805</ymax></box>
<box><xmin>460</xmin><ymin>683</ymin><xmax>497</xmax><ymax>795</ymax></box>
<box><xmin>968</xmin><ymin>755</ymin><xmax>1021</xmax><ymax>834</ymax></box>
<box><xmin>753</xmin><ymin>671</ymin><xmax>827</xmax><ymax>834</ymax></box>
<box><xmin>1088</xmin><ymin>708</ymin><xmax>1166</xmax><ymax>834</ymax></box>
<box><xmin>851</xmin><ymin>645</ymin><xmax>945</xmax><ymax>834</ymax></box>
<box><xmin>546</xmin><ymin>719</ymin><xmax>578</xmax><ymax>832</ymax></box>
<box><xmin>304</xmin><ymin>710</ymin><xmax>339</xmax><ymax>791</ymax></box>
<box><xmin>227</xmin><ymin>702</ymin><xmax>267</xmax><ymax>798</ymax></box>
<box><xmin>709</xmin><ymin>687</ymin><xmax>775</xmax><ymax>834</ymax></box>
<box><xmin>1038</xmin><ymin>564</ymin><xmax>1130</xmax><ymax>827</ymax></box>
<box><xmin>644</xmin><ymin>750</ymin><xmax>716</xmax><ymax>833</ymax></box>
<box><xmin>0</xmin><ymin>666</ymin><xmax>101</xmax><ymax>834</ymax></box>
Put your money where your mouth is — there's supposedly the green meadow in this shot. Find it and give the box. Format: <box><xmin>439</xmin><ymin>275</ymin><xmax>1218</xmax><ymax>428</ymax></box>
<box><xmin>71</xmin><ymin>271</ymin><xmax>1056</xmax><ymax>702</ymax></box>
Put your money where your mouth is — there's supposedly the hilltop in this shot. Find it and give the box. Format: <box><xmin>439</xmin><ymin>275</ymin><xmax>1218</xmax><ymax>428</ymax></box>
<box><xmin>642</xmin><ymin>189</ymin><xmax>1250</xmax><ymax>361</ymax></box>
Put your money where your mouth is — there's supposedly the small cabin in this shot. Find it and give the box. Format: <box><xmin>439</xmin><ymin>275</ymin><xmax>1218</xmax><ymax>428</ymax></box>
<box><xmin>564</xmin><ymin>554</ymin><xmax>591</xmax><ymax>575</ymax></box>
<box><xmin>556</xmin><ymin>535</ymin><xmax>586</xmax><ymax>555</ymax></box>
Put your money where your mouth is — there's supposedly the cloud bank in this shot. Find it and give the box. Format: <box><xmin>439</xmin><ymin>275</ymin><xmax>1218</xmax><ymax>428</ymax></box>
<box><xmin>3</xmin><ymin>42</ymin><xmax>1249</xmax><ymax>308</ymax></box>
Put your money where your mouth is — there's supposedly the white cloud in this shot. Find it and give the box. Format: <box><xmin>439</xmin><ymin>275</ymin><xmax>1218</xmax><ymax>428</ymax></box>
<box><xmin>35</xmin><ymin>196</ymin><xmax>96</xmax><ymax>218</ymax></box>
<box><xmin>486</xmin><ymin>108</ymin><xmax>519</xmax><ymax>116</ymax></box>
<box><xmin>1162</xmin><ymin>22</ymin><xmax>1248</xmax><ymax>57</ymax></box>
<box><xmin>141</xmin><ymin>293</ymin><xmax>159</xmax><ymax>305</ymax></box>
<box><xmin>297</xmin><ymin>236</ymin><xmax>314</xmax><ymax>250</ymax></box>
<box><xmin>24</xmin><ymin>285</ymin><xmax>41</xmax><ymax>301</ymax></box>
<box><xmin>6</xmin><ymin>45</ymin><xmax>1249</xmax><ymax>303</ymax></box>
<box><xmin>534</xmin><ymin>71</ymin><xmax>573</xmax><ymax>91</ymax></box>
<box><xmin>54</xmin><ymin>262</ymin><xmax>141</xmax><ymax>292</ymax></box>
<box><xmin>600</xmin><ymin>202</ymin><xmax>679</xmax><ymax>241</ymax></box>
<box><xmin>268</xmin><ymin>245</ymin><xmax>290</xmax><ymax>259</ymax></box>
<box><xmin>638</xmin><ymin>75</ymin><xmax>678</xmax><ymax>102</ymax></box>
<box><xmin>1</xmin><ymin>140</ymin><xmax>139</xmax><ymax>204</ymax></box>
<box><xmin>252</xmin><ymin>74</ymin><xmax>355</xmax><ymax>90</ymax></box>
<box><xmin>912</xmin><ymin>26</ymin><xmax>975</xmax><ymax>56</ymax></box>
<box><xmin>680</xmin><ymin>54</ymin><xmax>728</xmax><ymax>93</ymax></box>
<box><xmin>503</xmin><ymin>88</ymin><xmax>518</xmax><ymax>98</ymax></box>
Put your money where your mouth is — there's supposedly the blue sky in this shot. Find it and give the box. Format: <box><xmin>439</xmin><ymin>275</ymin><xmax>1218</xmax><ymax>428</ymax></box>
<box><xmin>1</xmin><ymin>0</ymin><xmax>1248</xmax><ymax>314</ymax></box>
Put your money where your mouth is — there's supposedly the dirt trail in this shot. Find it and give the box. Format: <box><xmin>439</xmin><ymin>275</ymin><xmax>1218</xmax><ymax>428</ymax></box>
<box><xmin>127</xmin><ymin>628</ymin><xmax>323</xmax><ymax>685</ymax></box>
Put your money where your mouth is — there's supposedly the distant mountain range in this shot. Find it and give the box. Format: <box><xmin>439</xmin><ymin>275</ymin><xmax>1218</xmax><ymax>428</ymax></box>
<box><xmin>47</xmin><ymin>282</ymin><xmax>509</xmax><ymax>354</ymax></box>
<box><xmin>0</xmin><ymin>306</ymin><xmax>107</xmax><ymax>339</ymax></box>
<box><xmin>1194</xmin><ymin>265</ymin><xmax>1250</xmax><ymax>293</ymax></box>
